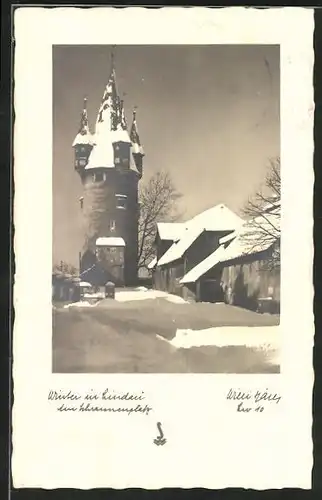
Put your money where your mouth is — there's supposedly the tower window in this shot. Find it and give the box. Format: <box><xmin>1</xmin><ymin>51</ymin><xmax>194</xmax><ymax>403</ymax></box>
<box><xmin>115</xmin><ymin>194</ymin><xmax>127</xmax><ymax>209</ymax></box>
<box><xmin>79</xmin><ymin>159</ymin><xmax>86</xmax><ymax>167</ymax></box>
<box><xmin>79</xmin><ymin>197</ymin><xmax>84</xmax><ymax>210</ymax></box>
<box><xmin>110</xmin><ymin>220</ymin><xmax>116</xmax><ymax>232</ymax></box>
<box><xmin>93</xmin><ymin>172</ymin><xmax>106</xmax><ymax>182</ymax></box>
<box><xmin>115</xmin><ymin>158</ymin><xmax>120</xmax><ymax>164</ymax></box>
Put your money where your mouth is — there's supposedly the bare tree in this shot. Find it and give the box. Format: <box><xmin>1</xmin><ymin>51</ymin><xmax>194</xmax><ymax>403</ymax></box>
<box><xmin>138</xmin><ymin>171</ymin><xmax>182</xmax><ymax>270</ymax></box>
<box><xmin>53</xmin><ymin>261</ymin><xmax>78</xmax><ymax>276</ymax></box>
<box><xmin>242</xmin><ymin>157</ymin><xmax>281</xmax><ymax>270</ymax></box>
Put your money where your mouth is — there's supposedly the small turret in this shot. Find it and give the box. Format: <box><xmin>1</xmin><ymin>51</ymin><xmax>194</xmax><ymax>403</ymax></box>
<box><xmin>113</xmin><ymin>98</ymin><xmax>132</xmax><ymax>170</ymax></box>
<box><xmin>130</xmin><ymin>108</ymin><xmax>144</xmax><ymax>178</ymax></box>
<box><xmin>72</xmin><ymin>97</ymin><xmax>93</xmax><ymax>174</ymax></box>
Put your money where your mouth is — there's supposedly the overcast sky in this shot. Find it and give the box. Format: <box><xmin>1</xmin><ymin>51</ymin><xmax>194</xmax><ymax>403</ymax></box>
<box><xmin>53</xmin><ymin>44</ymin><xmax>280</xmax><ymax>267</ymax></box>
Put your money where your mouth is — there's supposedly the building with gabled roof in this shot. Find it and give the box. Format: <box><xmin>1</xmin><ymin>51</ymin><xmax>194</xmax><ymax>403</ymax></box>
<box><xmin>73</xmin><ymin>54</ymin><xmax>145</xmax><ymax>286</ymax></box>
<box><xmin>152</xmin><ymin>204</ymin><xmax>244</xmax><ymax>300</ymax></box>
<box><xmin>178</xmin><ymin>207</ymin><xmax>280</xmax><ymax>310</ymax></box>
<box><xmin>181</xmin><ymin>207</ymin><xmax>280</xmax><ymax>285</ymax></box>
<box><xmin>157</xmin><ymin>204</ymin><xmax>243</xmax><ymax>266</ymax></box>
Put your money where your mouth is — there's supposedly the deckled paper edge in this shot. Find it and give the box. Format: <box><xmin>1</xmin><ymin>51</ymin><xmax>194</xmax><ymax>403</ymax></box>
<box><xmin>12</xmin><ymin>7</ymin><xmax>314</xmax><ymax>489</ymax></box>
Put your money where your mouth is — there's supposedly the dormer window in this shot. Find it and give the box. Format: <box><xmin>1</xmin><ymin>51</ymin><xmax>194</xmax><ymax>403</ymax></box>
<box><xmin>114</xmin><ymin>143</ymin><xmax>130</xmax><ymax>168</ymax></box>
<box><xmin>115</xmin><ymin>194</ymin><xmax>127</xmax><ymax>209</ymax></box>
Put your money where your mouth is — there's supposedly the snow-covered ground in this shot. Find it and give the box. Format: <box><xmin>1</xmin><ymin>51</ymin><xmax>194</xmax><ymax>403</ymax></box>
<box><xmin>63</xmin><ymin>301</ymin><xmax>99</xmax><ymax>309</ymax></box>
<box><xmin>61</xmin><ymin>289</ymin><xmax>188</xmax><ymax>308</ymax></box>
<box><xmin>83</xmin><ymin>292</ymin><xmax>105</xmax><ymax>299</ymax></box>
<box><xmin>115</xmin><ymin>288</ymin><xmax>188</xmax><ymax>304</ymax></box>
<box><xmin>157</xmin><ymin>325</ymin><xmax>280</xmax><ymax>363</ymax></box>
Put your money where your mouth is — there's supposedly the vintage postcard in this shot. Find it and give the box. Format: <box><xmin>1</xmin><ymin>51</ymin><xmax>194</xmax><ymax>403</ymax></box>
<box><xmin>13</xmin><ymin>7</ymin><xmax>314</xmax><ymax>489</ymax></box>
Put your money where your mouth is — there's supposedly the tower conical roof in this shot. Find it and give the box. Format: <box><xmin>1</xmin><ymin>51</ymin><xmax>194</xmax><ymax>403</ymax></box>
<box><xmin>86</xmin><ymin>62</ymin><xmax>133</xmax><ymax>170</ymax></box>
<box><xmin>95</xmin><ymin>66</ymin><xmax>131</xmax><ymax>143</ymax></box>
<box><xmin>72</xmin><ymin>97</ymin><xmax>93</xmax><ymax>147</ymax></box>
<box><xmin>130</xmin><ymin>109</ymin><xmax>144</xmax><ymax>155</ymax></box>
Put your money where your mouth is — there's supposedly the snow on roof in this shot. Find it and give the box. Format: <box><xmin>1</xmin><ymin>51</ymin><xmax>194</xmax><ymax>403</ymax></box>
<box><xmin>132</xmin><ymin>142</ymin><xmax>145</xmax><ymax>155</ymax></box>
<box><xmin>72</xmin><ymin>132</ymin><xmax>94</xmax><ymax>147</ymax></box>
<box><xmin>96</xmin><ymin>237</ymin><xmax>126</xmax><ymax>247</ymax></box>
<box><xmin>129</xmin><ymin>149</ymin><xmax>140</xmax><ymax>174</ymax></box>
<box><xmin>158</xmin><ymin>224</ymin><xmax>203</xmax><ymax>266</ymax></box>
<box><xmin>220</xmin><ymin>231</ymin><xmax>237</xmax><ymax>245</ymax></box>
<box><xmin>130</xmin><ymin>109</ymin><xmax>144</xmax><ymax>156</ymax></box>
<box><xmin>180</xmin><ymin>245</ymin><xmax>227</xmax><ymax>284</ymax></box>
<box><xmin>157</xmin><ymin>204</ymin><xmax>244</xmax><ymax>267</ymax></box>
<box><xmin>147</xmin><ymin>257</ymin><xmax>157</xmax><ymax>269</ymax></box>
<box><xmin>86</xmin><ymin>138</ymin><xmax>115</xmax><ymax>169</ymax></box>
<box><xmin>85</xmin><ymin>68</ymin><xmax>139</xmax><ymax>172</ymax></box>
<box><xmin>156</xmin><ymin>222</ymin><xmax>186</xmax><ymax>242</ymax></box>
<box><xmin>78</xmin><ymin>281</ymin><xmax>92</xmax><ymax>287</ymax></box>
<box><xmin>180</xmin><ymin>207</ymin><xmax>280</xmax><ymax>284</ymax></box>
<box><xmin>85</xmin><ymin>135</ymin><xmax>140</xmax><ymax>172</ymax></box>
<box><xmin>227</xmin><ymin>208</ymin><xmax>280</xmax><ymax>258</ymax></box>
<box><xmin>186</xmin><ymin>203</ymin><xmax>244</xmax><ymax>232</ymax></box>
<box><xmin>72</xmin><ymin>97</ymin><xmax>93</xmax><ymax>147</ymax></box>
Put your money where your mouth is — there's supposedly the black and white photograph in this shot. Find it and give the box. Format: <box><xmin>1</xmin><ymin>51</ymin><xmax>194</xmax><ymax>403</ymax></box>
<box><xmin>52</xmin><ymin>44</ymin><xmax>281</xmax><ymax>374</ymax></box>
<box><xmin>13</xmin><ymin>7</ymin><xmax>314</xmax><ymax>490</ymax></box>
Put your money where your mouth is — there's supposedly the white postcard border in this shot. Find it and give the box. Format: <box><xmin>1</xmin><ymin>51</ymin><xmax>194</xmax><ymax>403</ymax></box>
<box><xmin>13</xmin><ymin>7</ymin><xmax>314</xmax><ymax>489</ymax></box>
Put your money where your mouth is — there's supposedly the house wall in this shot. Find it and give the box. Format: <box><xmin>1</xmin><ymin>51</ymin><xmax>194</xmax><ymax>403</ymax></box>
<box><xmin>220</xmin><ymin>251</ymin><xmax>280</xmax><ymax>312</ymax></box>
<box><xmin>153</xmin><ymin>259</ymin><xmax>184</xmax><ymax>296</ymax></box>
<box><xmin>52</xmin><ymin>278</ymin><xmax>79</xmax><ymax>302</ymax></box>
<box><xmin>181</xmin><ymin>283</ymin><xmax>198</xmax><ymax>302</ymax></box>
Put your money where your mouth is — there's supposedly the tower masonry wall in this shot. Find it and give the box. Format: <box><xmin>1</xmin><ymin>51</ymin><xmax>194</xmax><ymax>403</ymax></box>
<box><xmin>81</xmin><ymin>168</ymin><xmax>139</xmax><ymax>285</ymax></box>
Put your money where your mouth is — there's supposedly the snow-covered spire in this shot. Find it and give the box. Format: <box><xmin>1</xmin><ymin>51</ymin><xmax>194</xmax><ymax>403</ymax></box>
<box><xmin>72</xmin><ymin>97</ymin><xmax>93</xmax><ymax>147</ymax></box>
<box><xmin>85</xmin><ymin>55</ymin><xmax>133</xmax><ymax>170</ymax></box>
<box><xmin>94</xmin><ymin>53</ymin><xmax>131</xmax><ymax>144</ymax></box>
<box><xmin>120</xmin><ymin>99</ymin><xmax>128</xmax><ymax>130</ymax></box>
<box><xmin>96</xmin><ymin>68</ymin><xmax>117</xmax><ymax>128</ymax></box>
<box><xmin>130</xmin><ymin>108</ymin><xmax>144</xmax><ymax>156</ymax></box>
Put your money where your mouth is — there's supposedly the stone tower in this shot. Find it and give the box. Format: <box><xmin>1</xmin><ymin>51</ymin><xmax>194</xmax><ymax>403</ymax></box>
<box><xmin>72</xmin><ymin>59</ymin><xmax>144</xmax><ymax>286</ymax></box>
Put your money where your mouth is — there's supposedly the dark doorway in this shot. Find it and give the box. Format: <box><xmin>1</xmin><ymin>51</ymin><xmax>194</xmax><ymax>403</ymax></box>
<box><xmin>199</xmin><ymin>279</ymin><xmax>224</xmax><ymax>303</ymax></box>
